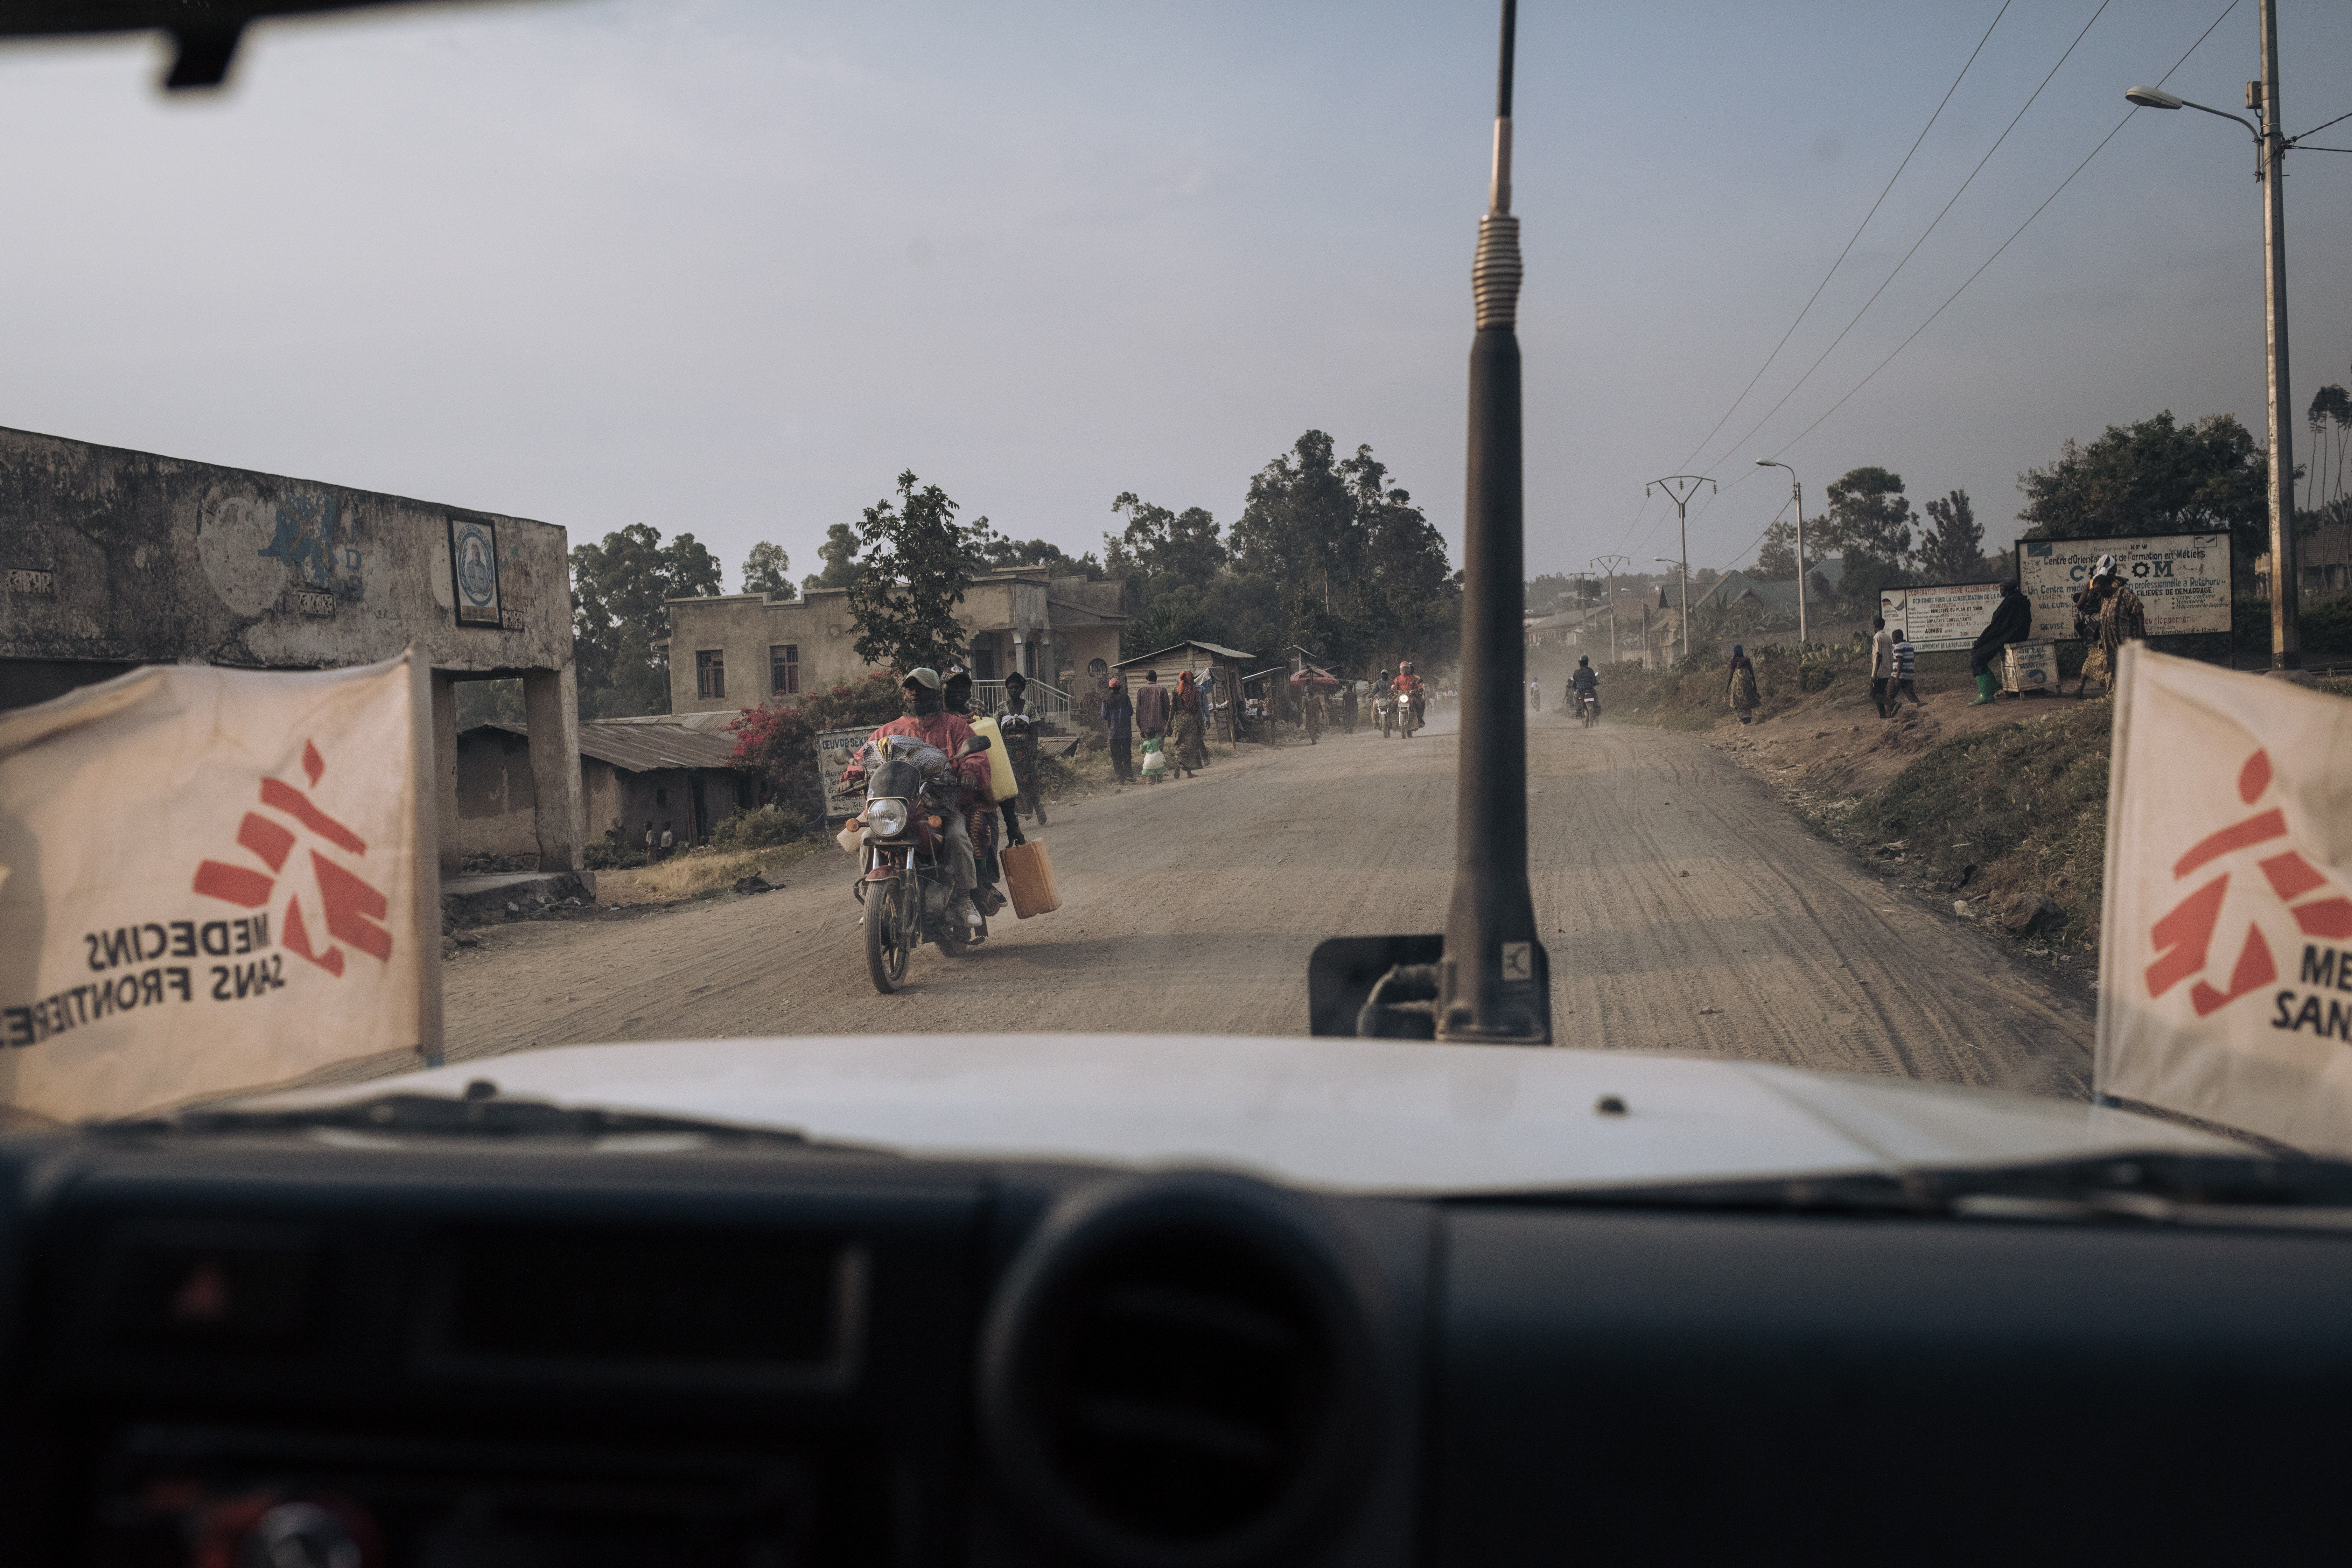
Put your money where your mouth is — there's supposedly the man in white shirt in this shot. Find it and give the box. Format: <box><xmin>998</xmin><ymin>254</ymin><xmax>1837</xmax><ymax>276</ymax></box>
<box><xmin>1869</xmin><ymin>616</ymin><xmax>1895</xmax><ymax>718</ymax></box>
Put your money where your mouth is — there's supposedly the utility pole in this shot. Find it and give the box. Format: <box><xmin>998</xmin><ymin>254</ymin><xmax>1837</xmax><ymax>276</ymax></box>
<box><xmin>1591</xmin><ymin>554</ymin><xmax>1628</xmax><ymax>664</ymax></box>
<box><xmin>1753</xmin><ymin>460</ymin><xmax>1807</xmax><ymax>644</ymax></box>
<box><xmin>2257</xmin><ymin>0</ymin><xmax>2299</xmax><ymax>667</ymax></box>
<box><xmin>1647</xmin><ymin>475</ymin><xmax>1713</xmax><ymax>662</ymax></box>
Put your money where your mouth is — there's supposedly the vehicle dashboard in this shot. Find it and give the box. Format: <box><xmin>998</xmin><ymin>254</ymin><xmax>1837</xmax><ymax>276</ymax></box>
<box><xmin>8</xmin><ymin>1125</ymin><xmax>2352</xmax><ymax>1566</ymax></box>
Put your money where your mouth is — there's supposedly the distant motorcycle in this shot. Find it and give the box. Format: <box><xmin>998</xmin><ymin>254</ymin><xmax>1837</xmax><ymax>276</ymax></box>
<box><xmin>841</xmin><ymin>733</ymin><xmax>991</xmax><ymax>994</ymax></box>
<box><xmin>1396</xmin><ymin>688</ymin><xmax>1422</xmax><ymax>738</ymax></box>
<box><xmin>1580</xmin><ymin>688</ymin><xmax>1600</xmax><ymax>728</ymax></box>
<box><xmin>1374</xmin><ymin>691</ymin><xmax>1396</xmax><ymax>738</ymax></box>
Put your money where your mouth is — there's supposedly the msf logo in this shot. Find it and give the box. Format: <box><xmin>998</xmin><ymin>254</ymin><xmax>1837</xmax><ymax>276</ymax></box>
<box><xmin>191</xmin><ymin>740</ymin><xmax>393</xmax><ymax>976</ymax></box>
<box><xmin>2146</xmin><ymin>749</ymin><xmax>2352</xmax><ymax>1017</ymax></box>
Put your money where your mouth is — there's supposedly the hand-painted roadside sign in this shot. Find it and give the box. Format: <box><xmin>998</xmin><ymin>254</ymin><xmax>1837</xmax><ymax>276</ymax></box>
<box><xmin>1877</xmin><ymin>581</ymin><xmax>2003</xmax><ymax>654</ymax></box>
<box><xmin>2017</xmin><ymin>534</ymin><xmax>2231</xmax><ymax>640</ymax></box>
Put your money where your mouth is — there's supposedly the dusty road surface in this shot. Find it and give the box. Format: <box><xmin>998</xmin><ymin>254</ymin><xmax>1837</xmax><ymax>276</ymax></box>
<box><xmin>437</xmin><ymin>709</ymin><xmax>2094</xmax><ymax>1097</ymax></box>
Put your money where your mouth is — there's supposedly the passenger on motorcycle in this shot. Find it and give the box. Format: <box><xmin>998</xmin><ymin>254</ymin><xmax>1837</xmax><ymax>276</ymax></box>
<box><xmin>856</xmin><ymin>667</ymin><xmax>992</xmax><ymax>933</ymax></box>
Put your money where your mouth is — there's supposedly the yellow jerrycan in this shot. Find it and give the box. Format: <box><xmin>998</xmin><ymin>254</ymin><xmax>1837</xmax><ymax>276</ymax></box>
<box><xmin>966</xmin><ymin>715</ymin><xmax>1021</xmax><ymax>804</ymax></box>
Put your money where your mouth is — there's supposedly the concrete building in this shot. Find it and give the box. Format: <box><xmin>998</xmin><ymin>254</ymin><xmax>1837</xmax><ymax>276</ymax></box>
<box><xmin>666</xmin><ymin>568</ymin><xmax>1127</xmax><ymax>719</ymax></box>
<box><xmin>0</xmin><ymin>424</ymin><xmax>582</xmax><ymax>877</ymax></box>
<box><xmin>457</xmin><ymin>712</ymin><xmax>753</xmax><ymax>862</ymax></box>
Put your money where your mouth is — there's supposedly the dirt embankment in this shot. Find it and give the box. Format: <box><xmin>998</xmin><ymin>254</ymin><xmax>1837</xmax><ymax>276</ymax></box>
<box><xmin>1608</xmin><ymin>649</ymin><xmax>2114</xmax><ymax>962</ymax></box>
<box><xmin>1608</xmin><ymin>652</ymin><xmax>2352</xmax><ymax>966</ymax></box>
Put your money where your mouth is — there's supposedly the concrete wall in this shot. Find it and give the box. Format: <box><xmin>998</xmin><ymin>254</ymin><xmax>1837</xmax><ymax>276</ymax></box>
<box><xmin>452</xmin><ymin>727</ymin><xmax>540</xmax><ymax>860</ymax></box>
<box><xmin>667</xmin><ymin>576</ymin><xmax>1067</xmax><ymax>715</ymax></box>
<box><xmin>0</xmin><ymin>424</ymin><xmax>585</xmax><ymax>877</ymax></box>
<box><xmin>582</xmin><ymin>760</ymin><xmax>754</xmax><ymax>851</ymax></box>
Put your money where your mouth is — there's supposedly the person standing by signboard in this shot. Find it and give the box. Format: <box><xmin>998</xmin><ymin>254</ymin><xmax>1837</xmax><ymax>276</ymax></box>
<box><xmin>1970</xmin><ymin>581</ymin><xmax>2032</xmax><ymax>707</ymax></box>
<box><xmin>2090</xmin><ymin>555</ymin><xmax>2147</xmax><ymax>698</ymax></box>
<box><xmin>1869</xmin><ymin>617</ymin><xmax>1894</xmax><ymax>718</ymax></box>
<box><xmin>1891</xmin><ymin>628</ymin><xmax>1920</xmax><ymax>709</ymax></box>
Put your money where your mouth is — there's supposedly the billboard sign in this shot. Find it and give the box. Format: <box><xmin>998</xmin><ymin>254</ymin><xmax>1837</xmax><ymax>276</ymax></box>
<box><xmin>1877</xmin><ymin>581</ymin><xmax>2004</xmax><ymax>654</ymax></box>
<box><xmin>2017</xmin><ymin>534</ymin><xmax>2232</xmax><ymax>640</ymax></box>
<box><xmin>816</xmin><ymin>728</ymin><xmax>870</xmax><ymax>822</ymax></box>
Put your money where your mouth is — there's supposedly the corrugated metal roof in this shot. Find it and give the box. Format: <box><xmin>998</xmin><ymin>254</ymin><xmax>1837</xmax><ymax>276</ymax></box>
<box><xmin>463</xmin><ymin>718</ymin><xmax>746</xmax><ymax>774</ymax></box>
<box><xmin>1112</xmin><ymin>638</ymin><xmax>1254</xmax><ymax>668</ymax></box>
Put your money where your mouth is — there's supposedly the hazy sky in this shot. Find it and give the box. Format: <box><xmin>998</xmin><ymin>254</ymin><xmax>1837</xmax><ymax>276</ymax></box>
<box><xmin>2</xmin><ymin>0</ymin><xmax>2347</xmax><ymax>590</ymax></box>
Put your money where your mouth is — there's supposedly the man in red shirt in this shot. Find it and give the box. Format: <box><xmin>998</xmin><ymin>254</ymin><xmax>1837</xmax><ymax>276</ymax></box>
<box><xmin>1393</xmin><ymin>660</ymin><xmax>1425</xmax><ymax>729</ymax></box>
<box><xmin>860</xmin><ymin>667</ymin><xmax>993</xmax><ymax>932</ymax></box>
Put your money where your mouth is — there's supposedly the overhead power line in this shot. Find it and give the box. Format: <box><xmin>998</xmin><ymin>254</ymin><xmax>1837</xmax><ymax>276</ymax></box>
<box><xmin>1668</xmin><ymin>0</ymin><xmax>2017</xmax><ymax>482</ymax></box>
<box><xmin>1649</xmin><ymin>0</ymin><xmax>2247</xmax><ymax>574</ymax></box>
<box><xmin>1702</xmin><ymin>0</ymin><xmax>2116</xmax><ymax>471</ymax></box>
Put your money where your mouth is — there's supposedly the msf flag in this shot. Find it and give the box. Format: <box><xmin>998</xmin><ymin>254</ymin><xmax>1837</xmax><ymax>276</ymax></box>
<box><xmin>0</xmin><ymin>652</ymin><xmax>441</xmax><ymax>1122</ymax></box>
<box><xmin>2097</xmin><ymin>644</ymin><xmax>2352</xmax><ymax>1153</ymax></box>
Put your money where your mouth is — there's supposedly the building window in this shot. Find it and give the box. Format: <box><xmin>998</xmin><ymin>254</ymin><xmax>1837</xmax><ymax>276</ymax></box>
<box><xmin>696</xmin><ymin>649</ymin><xmax>725</xmax><ymax>700</ymax></box>
<box><xmin>770</xmin><ymin>644</ymin><xmax>799</xmax><ymax>696</ymax></box>
<box><xmin>973</xmin><ymin>644</ymin><xmax>998</xmax><ymax>680</ymax></box>
<box><xmin>1087</xmin><ymin>657</ymin><xmax>1107</xmax><ymax>679</ymax></box>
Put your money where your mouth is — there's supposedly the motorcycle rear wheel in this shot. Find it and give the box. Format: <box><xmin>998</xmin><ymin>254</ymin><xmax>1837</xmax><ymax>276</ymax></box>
<box><xmin>865</xmin><ymin>875</ymin><xmax>913</xmax><ymax>993</ymax></box>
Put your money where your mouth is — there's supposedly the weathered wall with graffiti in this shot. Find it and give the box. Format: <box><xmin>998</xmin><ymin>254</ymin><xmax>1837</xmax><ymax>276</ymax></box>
<box><xmin>0</xmin><ymin>424</ymin><xmax>571</xmax><ymax>677</ymax></box>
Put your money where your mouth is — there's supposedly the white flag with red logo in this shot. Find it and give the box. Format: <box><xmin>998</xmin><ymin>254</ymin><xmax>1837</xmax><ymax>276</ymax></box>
<box><xmin>2097</xmin><ymin>644</ymin><xmax>2352</xmax><ymax>1152</ymax></box>
<box><xmin>0</xmin><ymin>652</ymin><xmax>441</xmax><ymax>1122</ymax></box>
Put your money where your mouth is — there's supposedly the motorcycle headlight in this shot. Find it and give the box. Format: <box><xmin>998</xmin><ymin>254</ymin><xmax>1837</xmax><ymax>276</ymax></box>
<box><xmin>866</xmin><ymin>797</ymin><xmax>910</xmax><ymax>839</ymax></box>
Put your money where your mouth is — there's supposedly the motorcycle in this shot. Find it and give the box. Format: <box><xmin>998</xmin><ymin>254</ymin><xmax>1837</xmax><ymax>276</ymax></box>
<box><xmin>1374</xmin><ymin>691</ymin><xmax>1395</xmax><ymax>738</ymax></box>
<box><xmin>1579</xmin><ymin>688</ymin><xmax>1600</xmax><ymax>728</ymax></box>
<box><xmin>1396</xmin><ymin>688</ymin><xmax>1422</xmax><ymax>738</ymax></box>
<box><xmin>840</xmin><ymin>733</ymin><xmax>993</xmax><ymax>995</ymax></box>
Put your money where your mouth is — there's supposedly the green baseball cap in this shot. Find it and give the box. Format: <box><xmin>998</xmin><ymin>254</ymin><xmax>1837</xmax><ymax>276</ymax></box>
<box><xmin>904</xmin><ymin>667</ymin><xmax>942</xmax><ymax>689</ymax></box>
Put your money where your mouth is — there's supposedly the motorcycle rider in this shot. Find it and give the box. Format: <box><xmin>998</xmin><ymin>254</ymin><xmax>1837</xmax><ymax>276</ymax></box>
<box><xmin>1570</xmin><ymin>655</ymin><xmax>1598</xmax><ymax>716</ymax></box>
<box><xmin>859</xmin><ymin>667</ymin><xmax>990</xmax><ymax>935</ymax></box>
<box><xmin>1393</xmin><ymin>661</ymin><xmax>1425</xmax><ymax>730</ymax></box>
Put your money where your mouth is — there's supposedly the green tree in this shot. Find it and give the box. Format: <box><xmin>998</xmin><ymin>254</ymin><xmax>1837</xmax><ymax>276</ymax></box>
<box><xmin>1818</xmin><ymin>467</ymin><xmax>1914</xmax><ymax>605</ymax></box>
<box><xmin>2017</xmin><ymin>411</ymin><xmax>2268</xmax><ymax>560</ymax></box>
<box><xmin>800</xmin><ymin>522</ymin><xmax>861</xmax><ymax>593</ymax></box>
<box><xmin>842</xmin><ymin>470</ymin><xmax>981</xmax><ymax>674</ymax></box>
<box><xmin>1753</xmin><ymin>518</ymin><xmax>1800</xmax><ymax>580</ymax></box>
<box><xmin>741</xmin><ymin>540</ymin><xmax>792</xmax><ymax>598</ymax></box>
<box><xmin>1525</xmin><ymin>572</ymin><xmax>1577</xmax><ymax>611</ymax></box>
<box><xmin>1106</xmin><ymin>492</ymin><xmax>1226</xmax><ymax>604</ymax></box>
<box><xmin>2308</xmin><ymin>384</ymin><xmax>2351</xmax><ymax>511</ymax></box>
<box><xmin>1913</xmin><ymin>489</ymin><xmax>1986</xmax><ymax>582</ymax></box>
<box><xmin>570</xmin><ymin>524</ymin><xmax>723</xmax><ymax>718</ymax></box>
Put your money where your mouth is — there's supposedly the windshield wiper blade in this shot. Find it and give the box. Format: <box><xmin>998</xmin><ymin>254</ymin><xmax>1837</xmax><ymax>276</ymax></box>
<box><xmin>1463</xmin><ymin>1153</ymin><xmax>2352</xmax><ymax>1231</ymax></box>
<box><xmin>114</xmin><ymin>1091</ymin><xmax>878</xmax><ymax>1153</ymax></box>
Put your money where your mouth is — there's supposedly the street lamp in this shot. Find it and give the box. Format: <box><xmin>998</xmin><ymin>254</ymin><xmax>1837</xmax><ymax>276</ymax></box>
<box><xmin>2122</xmin><ymin>0</ymin><xmax>2302</xmax><ymax>667</ymax></box>
<box><xmin>1753</xmin><ymin>459</ymin><xmax>1807</xmax><ymax>644</ymax></box>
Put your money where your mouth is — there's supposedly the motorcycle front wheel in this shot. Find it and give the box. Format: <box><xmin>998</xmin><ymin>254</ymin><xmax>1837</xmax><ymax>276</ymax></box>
<box><xmin>865</xmin><ymin>875</ymin><xmax>913</xmax><ymax>993</ymax></box>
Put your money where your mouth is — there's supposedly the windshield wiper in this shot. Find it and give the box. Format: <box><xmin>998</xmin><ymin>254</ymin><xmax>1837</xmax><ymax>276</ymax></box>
<box><xmin>1465</xmin><ymin>1153</ymin><xmax>2352</xmax><ymax>1232</ymax></box>
<box><xmin>111</xmin><ymin>1085</ymin><xmax>883</xmax><ymax>1154</ymax></box>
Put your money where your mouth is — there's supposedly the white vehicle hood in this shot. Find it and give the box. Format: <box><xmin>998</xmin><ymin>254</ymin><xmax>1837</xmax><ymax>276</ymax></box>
<box><xmin>268</xmin><ymin>1034</ymin><xmax>2238</xmax><ymax>1195</ymax></box>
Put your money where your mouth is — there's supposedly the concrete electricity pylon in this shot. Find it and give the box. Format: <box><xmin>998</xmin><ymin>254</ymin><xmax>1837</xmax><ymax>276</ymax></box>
<box><xmin>1645</xmin><ymin>476</ymin><xmax>1714</xmax><ymax>661</ymax></box>
<box><xmin>1590</xmin><ymin>554</ymin><xmax>1629</xmax><ymax>664</ymax></box>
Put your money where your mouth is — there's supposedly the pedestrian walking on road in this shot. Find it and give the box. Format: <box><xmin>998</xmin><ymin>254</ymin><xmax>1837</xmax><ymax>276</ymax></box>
<box><xmin>1727</xmin><ymin>645</ymin><xmax>1758</xmax><ymax>724</ymax></box>
<box><xmin>1134</xmin><ymin>668</ymin><xmax>1171</xmax><ymax>746</ymax></box>
<box><xmin>1890</xmin><ymin>628</ymin><xmax>1920</xmax><ymax>709</ymax></box>
<box><xmin>1303</xmin><ymin>686</ymin><xmax>1326</xmax><ymax>744</ymax></box>
<box><xmin>1172</xmin><ymin>670</ymin><xmax>1206</xmax><ymax>777</ymax></box>
<box><xmin>1869</xmin><ymin>616</ymin><xmax>1895</xmax><ymax>718</ymax></box>
<box><xmin>1970</xmin><ymin>580</ymin><xmax>2033</xmax><ymax>706</ymax></box>
<box><xmin>1340</xmin><ymin>682</ymin><xmax>1357</xmax><ymax>734</ymax></box>
<box><xmin>1102</xmin><ymin>677</ymin><xmax>1134</xmax><ymax>783</ymax></box>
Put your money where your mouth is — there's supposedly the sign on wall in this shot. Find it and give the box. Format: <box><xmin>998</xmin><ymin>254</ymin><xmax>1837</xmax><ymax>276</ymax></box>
<box><xmin>816</xmin><ymin>728</ymin><xmax>870</xmax><ymax>822</ymax></box>
<box><xmin>2017</xmin><ymin>534</ymin><xmax>2232</xmax><ymax>640</ymax></box>
<box><xmin>1877</xmin><ymin>581</ymin><xmax>2004</xmax><ymax>653</ymax></box>
<box><xmin>449</xmin><ymin>517</ymin><xmax>503</xmax><ymax>627</ymax></box>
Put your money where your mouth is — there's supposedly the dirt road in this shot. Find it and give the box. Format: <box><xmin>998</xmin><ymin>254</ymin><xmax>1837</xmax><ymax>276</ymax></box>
<box><xmin>439</xmin><ymin>709</ymin><xmax>2094</xmax><ymax>1096</ymax></box>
